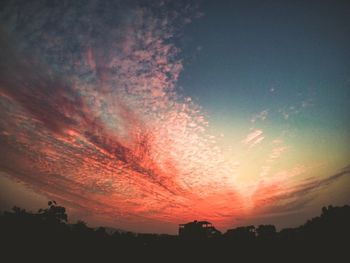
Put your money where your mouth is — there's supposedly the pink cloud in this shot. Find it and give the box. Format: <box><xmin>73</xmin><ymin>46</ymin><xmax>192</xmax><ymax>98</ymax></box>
<box><xmin>242</xmin><ymin>129</ymin><xmax>264</xmax><ymax>148</ymax></box>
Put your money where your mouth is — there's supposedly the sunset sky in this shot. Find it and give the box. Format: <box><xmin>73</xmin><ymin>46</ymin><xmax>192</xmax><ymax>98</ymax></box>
<box><xmin>0</xmin><ymin>0</ymin><xmax>349</xmax><ymax>234</ymax></box>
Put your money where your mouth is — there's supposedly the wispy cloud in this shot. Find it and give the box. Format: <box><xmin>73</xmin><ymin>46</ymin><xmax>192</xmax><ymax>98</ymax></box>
<box><xmin>241</xmin><ymin>129</ymin><xmax>264</xmax><ymax>148</ymax></box>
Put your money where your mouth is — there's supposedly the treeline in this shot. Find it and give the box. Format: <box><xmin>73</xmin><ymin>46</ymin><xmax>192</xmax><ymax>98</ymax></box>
<box><xmin>1</xmin><ymin>202</ymin><xmax>349</xmax><ymax>262</ymax></box>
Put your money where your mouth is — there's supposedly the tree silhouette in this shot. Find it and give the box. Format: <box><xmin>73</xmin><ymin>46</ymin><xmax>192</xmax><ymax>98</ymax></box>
<box><xmin>37</xmin><ymin>200</ymin><xmax>68</xmax><ymax>223</ymax></box>
<box><xmin>256</xmin><ymin>224</ymin><xmax>276</xmax><ymax>239</ymax></box>
<box><xmin>225</xmin><ymin>225</ymin><xmax>256</xmax><ymax>241</ymax></box>
<box><xmin>0</xmin><ymin>203</ymin><xmax>349</xmax><ymax>262</ymax></box>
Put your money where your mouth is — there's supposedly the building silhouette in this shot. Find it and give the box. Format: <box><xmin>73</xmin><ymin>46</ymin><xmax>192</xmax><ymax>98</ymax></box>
<box><xmin>178</xmin><ymin>220</ymin><xmax>221</xmax><ymax>239</ymax></box>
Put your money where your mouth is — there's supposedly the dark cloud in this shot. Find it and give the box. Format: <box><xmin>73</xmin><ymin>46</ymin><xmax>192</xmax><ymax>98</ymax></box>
<box><xmin>0</xmin><ymin>32</ymin><xmax>83</xmax><ymax>134</ymax></box>
<box><xmin>258</xmin><ymin>165</ymin><xmax>350</xmax><ymax>216</ymax></box>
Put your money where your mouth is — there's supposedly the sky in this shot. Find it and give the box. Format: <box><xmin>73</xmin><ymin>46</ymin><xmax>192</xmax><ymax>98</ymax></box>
<box><xmin>0</xmin><ymin>0</ymin><xmax>349</xmax><ymax>234</ymax></box>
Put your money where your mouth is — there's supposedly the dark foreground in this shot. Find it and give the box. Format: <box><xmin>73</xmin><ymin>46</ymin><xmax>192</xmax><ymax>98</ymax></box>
<box><xmin>1</xmin><ymin>203</ymin><xmax>349</xmax><ymax>262</ymax></box>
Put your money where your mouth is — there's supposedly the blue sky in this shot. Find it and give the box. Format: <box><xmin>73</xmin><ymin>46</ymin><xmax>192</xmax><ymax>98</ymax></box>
<box><xmin>179</xmin><ymin>0</ymin><xmax>350</xmax><ymax>129</ymax></box>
